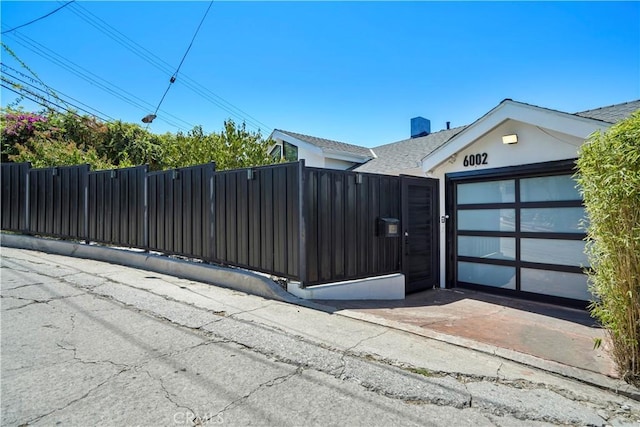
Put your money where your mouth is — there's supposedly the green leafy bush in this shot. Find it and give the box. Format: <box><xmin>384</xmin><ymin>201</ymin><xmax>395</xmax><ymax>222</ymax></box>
<box><xmin>160</xmin><ymin>120</ymin><xmax>273</xmax><ymax>171</ymax></box>
<box><xmin>2</xmin><ymin>108</ymin><xmax>117</xmax><ymax>169</ymax></box>
<box><xmin>1</xmin><ymin>108</ymin><xmax>274</xmax><ymax>172</ymax></box>
<box><xmin>577</xmin><ymin>111</ymin><xmax>640</xmax><ymax>384</ymax></box>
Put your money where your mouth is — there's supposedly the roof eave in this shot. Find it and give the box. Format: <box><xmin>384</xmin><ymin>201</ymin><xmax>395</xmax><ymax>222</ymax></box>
<box><xmin>420</xmin><ymin>100</ymin><xmax>613</xmax><ymax>173</ymax></box>
<box><xmin>321</xmin><ymin>148</ymin><xmax>373</xmax><ymax>163</ymax></box>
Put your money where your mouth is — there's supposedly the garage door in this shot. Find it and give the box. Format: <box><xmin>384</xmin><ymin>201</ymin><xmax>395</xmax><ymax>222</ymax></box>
<box><xmin>448</xmin><ymin>164</ymin><xmax>590</xmax><ymax>304</ymax></box>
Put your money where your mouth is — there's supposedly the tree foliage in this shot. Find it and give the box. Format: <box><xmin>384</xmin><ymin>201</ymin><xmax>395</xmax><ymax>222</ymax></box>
<box><xmin>1</xmin><ymin>108</ymin><xmax>275</xmax><ymax>172</ymax></box>
<box><xmin>576</xmin><ymin>111</ymin><xmax>640</xmax><ymax>385</ymax></box>
<box><xmin>1</xmin><ymin>109</ymin><xmax>116</xmax><ymax>169</ymax></box>
<box><xmin>162</xmin><ymin>120</ymin><xmax>272</xmax><ymax>170</ymax></box>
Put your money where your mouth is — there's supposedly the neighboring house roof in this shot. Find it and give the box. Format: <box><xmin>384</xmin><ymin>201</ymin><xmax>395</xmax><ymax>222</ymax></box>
<box><xmin>354</xmin><ymin>126</ymin><xmax>466</xmax><ymax>175</ymax></box>
<box><xmin>273</xmin><ymin>129</ymin><xmax>374</xmax><ymax>159</ymax></box>
<box><xmin>574</xmin><ymin>100</ymin><xmax>640</xmax><ymax>123</ymax></box>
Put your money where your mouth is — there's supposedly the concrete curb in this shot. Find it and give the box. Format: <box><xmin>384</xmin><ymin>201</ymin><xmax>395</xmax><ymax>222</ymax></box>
<box><xmin>334</xmin><ymin>309</ymin><xmax>640</xmax><ymax>400</ymax></box>
<box><xmin>2</xmin><ymin>233</ymin><xmax>637</xmax><ymax>399</ymax></box>
<box><xmin>0</xmin><ymin>233</ymin><xmax>328</xmax><ymax>312</ymax></box>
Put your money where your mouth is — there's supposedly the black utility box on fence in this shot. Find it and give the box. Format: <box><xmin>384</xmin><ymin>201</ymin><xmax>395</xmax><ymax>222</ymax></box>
<box><xmin>377</xmin><ymin>217</ymin><xmax>400</xmax><ymax>237</ymax></box>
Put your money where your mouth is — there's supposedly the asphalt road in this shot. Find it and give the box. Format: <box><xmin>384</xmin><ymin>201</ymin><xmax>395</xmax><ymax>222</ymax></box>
<box><xmin>1</xmin><ymin>247</ymin><xmax>639</xmax><ymax>426</ymax></box>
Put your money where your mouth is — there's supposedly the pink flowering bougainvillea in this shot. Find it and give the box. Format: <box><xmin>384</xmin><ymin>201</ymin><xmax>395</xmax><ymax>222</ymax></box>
<box><xmin>2</xmin><ymin>111</ymin><xmax>48</xmax><ymax>137</ymax></box>
<box><xmin>1</xmin><ymin>111</ymin><xmax>51</xmax><ymax>162</ymax></box>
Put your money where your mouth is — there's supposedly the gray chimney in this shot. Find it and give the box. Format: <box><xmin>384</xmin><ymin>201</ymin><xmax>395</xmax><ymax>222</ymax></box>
<box><xmin>411</xmin><ymin>117</ymin><xmax>431</xmax><ymax>138</ymax></box>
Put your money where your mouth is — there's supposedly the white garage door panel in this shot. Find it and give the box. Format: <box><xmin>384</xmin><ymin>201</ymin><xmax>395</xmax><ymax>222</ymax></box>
<box><xmin>521</xmin><ymin>269</ymin><xmax>591</xmax><ymax>301</ymax></box>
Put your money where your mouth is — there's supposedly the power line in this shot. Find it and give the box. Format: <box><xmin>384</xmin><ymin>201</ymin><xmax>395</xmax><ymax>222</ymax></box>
<box><xmin>3</xmin><ymin>33</ymin><xmax>195</xmax><ymax>131</ymax></box>
<box><xmin>2</xmin><ymin>71</ymin><xmax>112</xmax><ymax>122</ymax></box>
<box><xmin>66</xmin><ymin>0</ymin><xmax>270</xmax><ymax>131</ymax></box>
<box><xmin>2</xmin><ymin>64</ymin><xmax>116</xmax><ymax>122</ymax></box>
<box><xmin>1</xmin><ymin>41</ymin><xmax>67</xmax><ymax>109</ymax></box>
<box><xmin>1</xmin><ymin>82</ymin><xmax>111</xmax><ymax>125</ymax></box>
<box><xmin>64</xmin><ymin>0</ymin><xmax>272</xmax><ymax>133</ymax></box>
<box><xmin>147</xmin><ymin>0</ymin><xmax>214</xmax><ymax>123</ymax></box>
<box><xmin>5</xmin><ymin>32</ymin><xmax>184</xmax><ymax>129</ymax></box>
<box><xmin>2</xmin><ymin>1</ymin><xmax>76</xmax><ymax>35</ymax></box>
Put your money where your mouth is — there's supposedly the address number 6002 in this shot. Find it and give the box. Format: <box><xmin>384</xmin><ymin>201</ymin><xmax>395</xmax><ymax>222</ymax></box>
<box><xmin>463</xmin><ymin>153</ymin><xmax>488</xmax><ymax>167</ymax></box>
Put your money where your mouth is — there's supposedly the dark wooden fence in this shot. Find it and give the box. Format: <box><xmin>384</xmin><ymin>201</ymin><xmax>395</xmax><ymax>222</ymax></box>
<box><xmin>303</xmin><ymin>168</ymin><xmax>401</xmax><ymax>285</ymax></box>
<box><xmin>1</xmin><ymin>162</ymin><xmax>29</xmax><ymax>232</ymax></box>
<box><xmin>147</xmin><ymin>163</ymin><xmax>215</xmax><ymax>260</ymax></box>
<box><xmin>1</xmin><ymin>161</ymin><xmax>403</xmax><ymax>286</ymax></box>
<box><xmin>28</xmin><ymin>164</ymin><xmax>89</xmax><ymax>240</ymax></box>
<box><xmin>89</xmin><ymin>165</ymin><xmax>147</xmax><ymax>248</ymax></box>
<box><xmin>213</xmin><ymin>162</ymin><xmax>301</xmax><ymax>279</ymax></box>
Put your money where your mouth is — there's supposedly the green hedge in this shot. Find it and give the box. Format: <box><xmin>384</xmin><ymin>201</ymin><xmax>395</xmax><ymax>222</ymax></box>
<box><xmin>577</xmin><ymin>111</ymin><xmax>640</xmax><ymax>385</ymax></box>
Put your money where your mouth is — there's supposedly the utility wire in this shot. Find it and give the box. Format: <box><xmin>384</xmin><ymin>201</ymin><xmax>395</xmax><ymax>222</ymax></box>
<box><xmin>3</xmin><ymin>32</ymin><xmax>195</xmax><ymax>131</ymax></box>
<box><xmin>2</xmin><ymin>1</ymin><xmax>76</xmax><ymax>35</ymax></box>
<box><xmin>1</xmin><ymin>73</ymin><xmax>112</xmax><ymax>122</ymax></box>
<box><xmin>173</xmin><ymin>2</ymin><xmax>213</xmax><ymax>81</ymax></box>
<box><xmin>1</xmin><ymin>41</ymin><xmax>68</xmax><ymax>109</ymax></box>
<box><xmin>66</xmin><ymin>0</ymin><xmax>269</xmax><ymax>131</ymax></box>
<box><xmin>1</xmin><ymin>83</ymin><xmax>112</xmax><ymax>125</ymax></box>
<box><xmin>64</xmin><ymin>0</ymin><xmax>272</xmax><ymax>133</ymax></box>
<box><xmin>2</xmin><ymin>65</ymin><xmax>116</xmax><ymax>121</ymax></box>
<box><xmin>147</xmin><ymin>0</ymin><xmax>214</xmax><ymax>122</ymax></box>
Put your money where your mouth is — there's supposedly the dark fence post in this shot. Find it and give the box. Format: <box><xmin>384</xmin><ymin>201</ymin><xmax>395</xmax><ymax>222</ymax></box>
<box><xmin>83</xmin><ymin>165</ymin><xmax>90</xmax><ymax>243</ymax></box>
<box><xmin>23</xmin><ymin>163</ymin><xmax>31</xmax><ymax>234</ymax></box>
<box><xmin>143</xmin><ymin>165</ymin><xmax>149</xmax><ymax>251</ymax></box>
<box><xmin>298</xmin><ymin>160</ymin><xmax>307</xmax><ymax>286</ymax></box>
<box><xmin>207</xmin><ymin>162</ymin><xmax>216</xmax><ymax>262</ymax></box>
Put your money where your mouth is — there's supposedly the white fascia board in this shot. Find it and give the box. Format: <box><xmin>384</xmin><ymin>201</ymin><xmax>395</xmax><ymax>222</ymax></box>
<box><xmin>321</xmin><ymin>149</ymin><xmax>372</xmax><ymax>163</ymax></box>
<box><xmin>266</xmin><ymin>130</ymin><xmax>280</xmax><ymax>153</ymax></box>
<box><xmin>421</xmin><ymin>100</ymin><xmax>611</xmax><ymax>172</ymax></box>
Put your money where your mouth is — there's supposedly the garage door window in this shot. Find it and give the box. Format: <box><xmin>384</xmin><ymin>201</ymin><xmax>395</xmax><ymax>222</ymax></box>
<box><xmin>452</xmin><ymin>170</ymin><xmax>588</xmax><ymax>303</ymax></box>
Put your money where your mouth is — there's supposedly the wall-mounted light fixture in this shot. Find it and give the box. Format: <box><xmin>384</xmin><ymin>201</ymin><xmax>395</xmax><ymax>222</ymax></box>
<box><xmin>172</xmin><ymin>169</ymin><xmax>180</xmax><ymax>180</ymax></box>
<box><xmin>502</xmin><ymin>134</ymin><xmax>518</xmax><ymax>144</ymax></box>
<box><xmin>355</xmin><ymin>173</ymin><xmax>363</xmax><ymax>184</ymax></box>
<box><xmin>448</xmin><ymin>153</ymin><xmax>457</xmax><ymax>164</ymax></box>
<box><xmin>247</xmin><ymin>169</ymin><xmax>255</xmax><ymax>180</ymax></box>
<box><xmin>110</xmin><ymin>170</ymin><xmax>117</xmax><ymax>179</ymax></box>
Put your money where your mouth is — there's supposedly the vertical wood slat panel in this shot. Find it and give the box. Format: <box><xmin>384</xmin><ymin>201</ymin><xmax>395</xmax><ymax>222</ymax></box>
<box><xmin>302</xmin><ymin>167</ymin><xmax>402</xmax><ymax>286</ymax></box>
<box><xmin>147</xmin><ymin>163</ymin><xmax>214</xmax><ymax>257</ymax></box>
<box><xmin>24</xmin><ymin>165</ymin><xmax>88</xmax><ymax>240</ymax></box>
<box><xmin>0</xmin><ymin>162</ymin><xmax>29</xmax><ymax>232</ymax></box>
<box><xmin>211</xmin><ymin>163</ymin><xmax>300</xmax><ymax>280</ymax></box>
<box><xmin>88</xmin><ymin>165</ymin><xmax>147</xmax><ymax>248</ymax></box>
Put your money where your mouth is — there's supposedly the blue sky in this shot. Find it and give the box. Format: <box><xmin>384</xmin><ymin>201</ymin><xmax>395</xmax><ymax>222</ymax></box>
<box><xmin>1</xmin><ymin>1</ymin><xmax>638</xmax><ymax>148</ymax></box>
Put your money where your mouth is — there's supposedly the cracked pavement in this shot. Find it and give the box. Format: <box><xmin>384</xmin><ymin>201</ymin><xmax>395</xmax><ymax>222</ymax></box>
<box><xmin>2</xmin><ymin>247</ymin><xmax>640</xmax><ymax>426</ymax></box>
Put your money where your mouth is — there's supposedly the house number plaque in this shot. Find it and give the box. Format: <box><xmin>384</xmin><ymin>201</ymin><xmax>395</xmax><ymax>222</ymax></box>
<box><xmin>463</xmin><ymin>153</ymin><xmax>488</xmax><ymax>167</ymax></box>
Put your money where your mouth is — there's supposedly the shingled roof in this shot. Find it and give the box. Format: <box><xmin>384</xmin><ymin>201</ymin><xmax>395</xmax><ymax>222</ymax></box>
<box><xmin>275</xmin><ymin>99</ymin><xmax>638</xmax><ymax>175</ymax></box>
<box><xmin>354</xmin><ymin>126</ymin><xmax>466</xmax><ymax>175</ymax></box>
<box><xmin>574</xmin><ymin>100</ymin><xmax>640</xmax><ymax>123</ymax></box>
<box><xmin>274</xmin><ymin>129</ymin><xmax>374</xmax><ymax>159</ymax></box>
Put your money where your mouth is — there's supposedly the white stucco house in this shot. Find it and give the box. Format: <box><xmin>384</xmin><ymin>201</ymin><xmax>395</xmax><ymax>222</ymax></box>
<box><xmin>268</xmin><ymin>129</ymin><xmax>375</xmax><ymax>170</ymax></box>
<box><xmin>275</xmin><ymin>99</ymin><xmax>640</xmax><ymax>305</ymax></box>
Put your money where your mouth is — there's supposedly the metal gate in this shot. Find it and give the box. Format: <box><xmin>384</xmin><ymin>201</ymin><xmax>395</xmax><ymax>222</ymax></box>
<box><xmin>401</xmin><ymin>175</ymin><xmax>439</xmax><ymax>294</ymax></box>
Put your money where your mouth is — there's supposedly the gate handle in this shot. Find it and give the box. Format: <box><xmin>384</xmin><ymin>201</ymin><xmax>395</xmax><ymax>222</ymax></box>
<box><xmin>404</xmin><ymin>230</ymin><xmax>410</xmax><ymax>255</ymax></box>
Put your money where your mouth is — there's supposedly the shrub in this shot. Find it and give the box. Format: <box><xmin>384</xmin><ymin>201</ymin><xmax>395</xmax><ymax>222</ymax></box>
<box><xmin>577</xmin><ymin>111</ymin><xmax>640</xmax><ymax>385</ymax></box>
